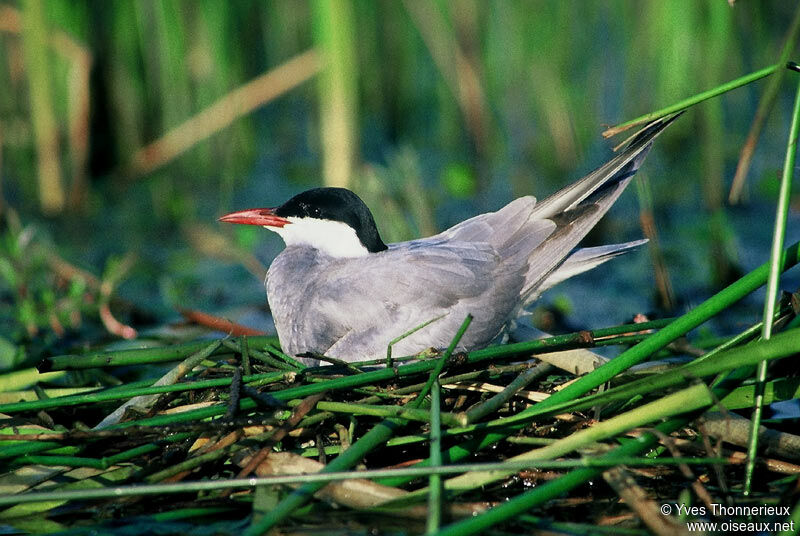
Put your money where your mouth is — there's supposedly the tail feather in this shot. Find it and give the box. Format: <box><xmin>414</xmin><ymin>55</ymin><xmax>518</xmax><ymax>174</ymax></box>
<box><xmin>534</xmin><ymin>239</ymin><xmax>648</xmax><ymax>298</ymax></box>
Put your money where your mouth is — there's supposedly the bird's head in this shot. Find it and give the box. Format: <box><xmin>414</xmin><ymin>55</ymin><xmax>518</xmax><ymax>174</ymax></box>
<box><xmin>219</xmin><ymin>187</ymin><xmax>388</xmax><ymax>258</ymax></box>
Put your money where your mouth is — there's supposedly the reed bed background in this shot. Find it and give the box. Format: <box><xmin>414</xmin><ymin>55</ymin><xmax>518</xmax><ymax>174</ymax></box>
<box><xmin>1</xmin><ymin>1</ymin><xmax>800</xmax><ymax>534</ymax></box>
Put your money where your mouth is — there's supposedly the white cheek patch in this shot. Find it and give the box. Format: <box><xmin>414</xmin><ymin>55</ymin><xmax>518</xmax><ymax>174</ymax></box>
<box><xmin>270</xmin><ymin>217</ymin><xmax>370</xmax><ymax>258</ymax></box>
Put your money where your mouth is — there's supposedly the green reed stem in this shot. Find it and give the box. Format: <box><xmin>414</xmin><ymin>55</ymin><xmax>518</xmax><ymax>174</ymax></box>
<box><xmin>45</xmin><ymin>336</ymin><xmax>279</xmax><ymax>370</ymax></box>
<box><xmin>603</xmin><ymin>64</ymin><xmax>779</xmax><ymax>137</ymax></box>
<box><xmin>743</xmin><ymin>66</ymin><xmax>800</xmax><ymax>496</ymax></box>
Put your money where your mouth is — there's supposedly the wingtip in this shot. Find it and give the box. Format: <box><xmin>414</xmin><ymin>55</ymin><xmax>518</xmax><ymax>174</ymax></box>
<box><xmin>619</xmin><ymin>111</ymin><xmax>684</xmax><ymax>152</ymax></box>
<box><xmin>533</xmin><ymin>109</ymin><xmax>682</xmax><ymax>219</ymax></box>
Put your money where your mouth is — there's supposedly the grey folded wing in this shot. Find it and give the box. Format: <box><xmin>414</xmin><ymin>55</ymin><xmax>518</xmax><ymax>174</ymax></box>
<box><xmin>313</xmin><ymin>241</ymin><xmax>530</xmax><ymax>360</ymax></box>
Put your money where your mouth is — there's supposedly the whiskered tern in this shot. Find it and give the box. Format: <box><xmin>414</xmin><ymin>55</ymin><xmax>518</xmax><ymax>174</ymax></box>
<box><xmin>220</xmin><ymin>114</ymin><xmax>679</xmax><ymax>364</ymax></box>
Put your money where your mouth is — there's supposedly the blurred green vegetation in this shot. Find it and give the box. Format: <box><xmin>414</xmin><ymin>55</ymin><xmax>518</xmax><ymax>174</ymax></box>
<box><xmin>0</xmin><ymin>0</ymin><xmax>798</xmax><ymax>350</ymax></box>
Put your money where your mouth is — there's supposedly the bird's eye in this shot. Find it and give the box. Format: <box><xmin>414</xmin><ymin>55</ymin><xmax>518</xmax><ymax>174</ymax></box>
<box><xmin>309</xmin><ymin>206</ymin><xmax>321</xmax><ymax>217</ymax></box>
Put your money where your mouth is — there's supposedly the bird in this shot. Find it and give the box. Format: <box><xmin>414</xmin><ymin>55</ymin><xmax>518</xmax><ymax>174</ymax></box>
<box><xmin>220</xmin><ymin>114</ymin><xmax>679</xmax><ymax>365</ymax></box>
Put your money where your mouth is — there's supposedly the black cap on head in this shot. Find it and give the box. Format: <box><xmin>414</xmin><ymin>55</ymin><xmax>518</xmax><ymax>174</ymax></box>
<box><xmin>275</xmin><ymin>188</ymin><xmax>388</xmax><ymax>253</ymax></box>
